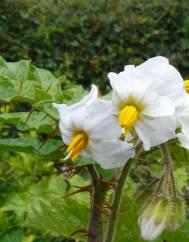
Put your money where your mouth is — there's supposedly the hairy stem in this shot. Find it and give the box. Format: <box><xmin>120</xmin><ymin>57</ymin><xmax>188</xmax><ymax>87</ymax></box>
<box><xmin>87</xmin><ymin>165</ymin><xmax>108</xmax><ymax>242</ymax></box>
<box><xmin>160</xmin><ymin>143</ymin><xmax>172</xmax><ymax>173</ymax></box>
<box><xmin>104</xmin><ymin>159</ymin><xmax>132</xmax><ymax>242</ymax></box>
<box><xmin>104</xmin><ymin>143</ymin><xmax>143</xmax><ymax>242</ymax></box>
<box><xmin>160</xmin><ymin>143</ymin><xmax>177</xmax><ymax>197</ymax></box>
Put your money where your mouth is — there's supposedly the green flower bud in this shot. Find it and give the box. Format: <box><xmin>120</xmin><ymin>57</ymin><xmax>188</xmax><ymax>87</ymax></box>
<box><xmin>139</xmin><ymin>196</ymin><xmax>186</xmax><ymax>241</ymax></box>
<box><xmin>138</xmin><ymin>197</ymin><xmax>169</xmax><ymax>241</ymax></box>
<box><xmin>166</xmin><ymin>198</ymin><xmax>186</xmax><ymax>231</ymax></box>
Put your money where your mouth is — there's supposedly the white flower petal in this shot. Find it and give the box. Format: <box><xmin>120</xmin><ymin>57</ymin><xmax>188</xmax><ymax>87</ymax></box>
<box><xmin>137</xmin><ymin>56</ymin><xmax>169</xmax><ymax>69</ymax></box>
<box><xmin>53</xmin><ymin>84</ymin><xmax>98</xmax><ymax>143</ymax></box>
<box><xmin>53</xmin><ymin>103</ymin><xmax>74</xmax><ymax>144</ymax></box>
<box><xmin>135</xmin><ymin>116</ymin><xmax>176</xmax><ymax>150</ymax></box>
<box><xmin>108</xmin><ymin>71</ymin><xmax>129</xmax><ymax>101</ymax></box>
<box><xmin>177</xmin><ymin>133</ymin><xmax>189</xmax><ymax>149</ymax></box>
<box><xmin>83</xmin><ymin>99</ymin><xmax>121</xmax><ymax>139</ymax></box>
<box><xmin>65</xmin><ymin>84</ymin><xmax>99</xmax><ymax>129</ymax></box>
<box><xmin>136</xmin><ymin>56</ymin><xmax>186</xmax><ymax>108</ymax></box>
<box><xmin>172</xmin><ymin>91</ymin><xmax>189</xmax><ymax>108</ymax></box>
<box><xmin>152</xmin><ymin>64</ymin><xmax>183</xmax><ymax>97</ymax></box>
<box><xmin>137</xmin><ymin>56</ymin><xmax>181</xmax><ymax>88</ymax></box>
<box><xmin>108</xmin><ymin>66</ymin><xmax>151</xmax><ymax>106</ymax></box>
<box><xmin>88</xmin><ymin>139</ymin><xmax>135</xmax><ymax>169</ymax></box>
<box><xmin>177</xmin><ymin>107</ymin><xmax>189</xmax><ymax>134</ymax></box>
<box><xmin>69</xmin><ymin>84</ymin><xmax>98</xmax><ymax>112</ymax></box>
<box><xmin>142</xmin><ymin>96</ymin><xmax>175</xmax><ymax>117</ymax></box>
<box><xmin>140</xmin><ymin>218</ymin><xmax>165</xmax><ymax>241</ymax></box>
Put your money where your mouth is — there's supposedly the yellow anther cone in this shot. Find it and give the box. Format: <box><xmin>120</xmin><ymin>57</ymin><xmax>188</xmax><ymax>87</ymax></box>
<box><xmin>119</xmin><ymin>105</ymin><xmax>138</xmax><ymax>134</ymax></box>
<box><xmin>66</xmin><ymin>132</ymin><xmax>88</xmax><ymax>160</ymax></box>
<box><xmin>184</xmin><ymin>80</ymin><xmax>189</xmax><ymax>93</ymax></box>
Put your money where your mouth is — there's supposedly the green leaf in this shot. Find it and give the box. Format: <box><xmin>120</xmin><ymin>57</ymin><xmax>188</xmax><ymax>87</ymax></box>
<box><xmin>61</xmin><ymin>84</ymin><xmax>87</xmax><ymax>104</ymax></box>
<box><xmin>177</xmin><ymin>220</ymin><xmax>189</xmax><ymax>233</ymax></box>
<box><xmin>0</xmin><ymin>58</ymin><xmax>35</xmax><ymax>102</ymax></box>
<box><xmin>3</xmin><ymin>176</ymin><xmax>89</xmax><ymax>241</ymax></box>
<box><xmin>95</xmin><ymin>164</ymin><xmax>116</xmax><ymax>180</ymax></box>
<box><xmin>0</xmin><ymin>57</ymin><xmax>63</xmax><ymax>104</ymax></box>
<box><xmin>30</xmin><ymin>66</ymin><xmax>63</xmax><ymax>103</ymax></box>
<box><xmin>0</xmin><ymin>57</ymin><xmax>30</xmax><ymax>81</ymax></box>
<box><xmin>170</xmin><ymin>142</ymin><xmax>189</xmax><ymax>165</ymax></box>
<box><xmin>33</xmin><ymin>100</ymin><xmax>59</xmax><ymax>120</ymax></box>
<box><xmin>174</xmin><ymin>167</ymin><xmax>188</xmax><ymax>191</ymax></box>
<box><xmin>162</xmin><ymin>224</ymin><xmax>189</xmax><ymax>242</ymax></box>
<box><xmin>0</xmin><ymin>138</ymin><xmax>63</xmax><ymax>157</ymax></box>
<box><xmin>0</xmin><ymin>228</ymin><xmax>24</xmax><ymax>242</ymax></box>
<box><xmin>0</xmin><ymin>77</ymin><xmax>17</xmax><ymax>102</ymax></box>
<box><xmin>0</xmin><ymin>112</ymin><xmax>55</xmax><ymax>133</ymax></box>
<box><xmin>73</xmin><ymin>156</ymin><xmax>95</xmax><ymax>167</ymax></box>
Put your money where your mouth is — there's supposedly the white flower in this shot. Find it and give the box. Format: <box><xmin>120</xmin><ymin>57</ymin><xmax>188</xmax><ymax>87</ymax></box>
<box><xmin>108</xmin><ymin>63</ymin><xmax>176</xmax><ymax>150</ymax></box>
<box><xmin>135</xmin><ymin>56</ymin><xmax>189</xmax><ymax>108</ymax></box>
<box><xmin>177</xmin><ymin>106</ymin><xmax>189</xmax><ymax>149</ymax></box>
<box><xmin>53</xmin><ymin>84</ymin><xmax>134</xmax><ymax>169</ymax></box>
<box><xmin>177</xmin><ymin>132</ymin><xmax>189</xmax><ymax>150</ymax></box>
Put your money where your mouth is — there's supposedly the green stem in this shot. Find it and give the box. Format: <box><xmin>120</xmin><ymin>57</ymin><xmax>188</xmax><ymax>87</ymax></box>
<box><xmin>160</xmin><ymin>143</ymin><xmax>172</xmax><ymax>173</ymax></box>
<box><xmin>160</xmin><ymin>143</ymin><xmax>177</xmax><ymax>198</ymax></box>
<box><xmin>87</xmin><ymin>165</ymin><xmax>108</xmax><ymax>242</ymax></box>
<box><xmin>104</xmin><ymin>159</ymin><xmax>132</xmax><ymax>242</ymax></box>
<box><xmin>104</xmin><ymin>143</ymin><xmax>143</xmax><ymax>242</ymax></box>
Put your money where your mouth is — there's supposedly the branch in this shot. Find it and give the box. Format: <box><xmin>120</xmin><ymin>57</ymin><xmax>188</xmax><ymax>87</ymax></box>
<box><xmin>104</xmin><ymin>143</ymin><xmax>143</xmax><ymax>242</ymax></box>
<box><xmin>160</xmin><ymin>143</ymin><xmax>177</xmax><ymax>197</ymax></box>
<box><xmin>87</xmin><ymin>165</ymin><xmax>108</xmax><ymax>242</ymax></box>
<box><xmin>104</xmin><ymin>159</ymin><xmax>132</xmax><ymax>242</ymax></box>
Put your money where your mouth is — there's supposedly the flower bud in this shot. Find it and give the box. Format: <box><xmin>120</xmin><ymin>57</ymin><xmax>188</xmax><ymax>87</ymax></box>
<box><xmin>166</xmin><ymin>198</ymin><xmax>186</xmax><ymax>231</ymax></box>
<box><xmin>138</xmin><ymin>198</ymin><xmax>168</xmax><ymax>241</ymax></box>
<box><xmin>138</xmin><ymin>196</ymin><xmax>186</xmax><ymax>241</ymax></box>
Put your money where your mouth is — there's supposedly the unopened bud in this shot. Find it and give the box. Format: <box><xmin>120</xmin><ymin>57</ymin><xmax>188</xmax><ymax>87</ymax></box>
<box><xmin>138</xmin><ymin>197</ymin><xmax>168</xmax><ymax>241</ymax></box>
<box><xmin>166</xmin><ymin>198</ymin><xmax>185</xmax><ymax>231</ymax></box>
<box><xmin>138</xmin><ymin>196</ymin><xmax>186</xmax><ymax>241</ymax></box>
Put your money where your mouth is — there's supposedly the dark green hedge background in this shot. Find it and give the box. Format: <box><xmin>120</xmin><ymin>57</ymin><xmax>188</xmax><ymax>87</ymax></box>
<box><xmin>0</xmin><ymin>0</ymin><xmax>189</xmax><ymax>92</ymax></box>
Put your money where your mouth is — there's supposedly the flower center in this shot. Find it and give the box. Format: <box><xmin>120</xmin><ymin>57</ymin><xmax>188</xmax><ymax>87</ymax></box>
<box><xmin>65</xmin><ymin>132</ymin><xmax>88</xmax><ymax>161</ymax></box>
<box><xmin>184</xmin><ymin>80</ymin><xmax>189</xmax><ymax>93</ymax></box>
<box><xmin>119</xmin><ymin>105</ymin><xmax>138</xmax><ymax>135</ymax></box>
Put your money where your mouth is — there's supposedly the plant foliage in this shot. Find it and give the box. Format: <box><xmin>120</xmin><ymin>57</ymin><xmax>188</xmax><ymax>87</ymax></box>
<box><xmin>0</xmin><ymin>56</ymin><xmax>189</xmax><ymax>241</ymax></box>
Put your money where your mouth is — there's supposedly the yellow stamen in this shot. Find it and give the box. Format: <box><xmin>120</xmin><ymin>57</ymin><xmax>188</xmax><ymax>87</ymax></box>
<box><xmin>66</xmin><ymin>132</ymin><xmax>88</xmax><ymax>161</ymax></box>
<box><xmin>119</xmin><ymin>105</ymin><xmax>138</xmax><ymax>135</ymax></box>
<box><xmin>184</xmin><ymin>80</ymin><xmax>189</xmax><ymax>93</ymax></box>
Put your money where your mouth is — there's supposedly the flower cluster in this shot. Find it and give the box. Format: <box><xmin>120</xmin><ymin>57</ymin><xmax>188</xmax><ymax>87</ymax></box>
<box><xmin>54</xmin><ymin>56</ymin><xmax>188</xmax><ymax>240</ymax></box>
<box><xmin>54</xmin><ymin>56</ymin><xmax>189</xmax><ymax>169</ymax></box>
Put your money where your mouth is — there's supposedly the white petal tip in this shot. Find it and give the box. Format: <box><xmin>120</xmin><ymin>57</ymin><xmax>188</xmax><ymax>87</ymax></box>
<box><xmin>107</xmin><ymin>72</ymin><xmax>117</xmax><ymax>81</ymax></box>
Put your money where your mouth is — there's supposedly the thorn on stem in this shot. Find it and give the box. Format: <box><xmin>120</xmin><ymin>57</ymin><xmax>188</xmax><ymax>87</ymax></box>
<box><xmin>40</xmin><ymin>113</ymin><xmax>48</xmax><ymax>122</ymax></box>
<box><xmin>23</xmin><ymin>108</ymin><xmax>35</xmax><ymax>128</ymax></box>
<box><xmin>94</xmin><ymin>177</ymin><xmax>117</xmax><ymax>188</ymax></box>
<box><xmin>46</xmin><ymin>81</ymin><xmax>54</xmax><ymax>93</ymax></box>
<box><xmin>39</xmin><ymin>125</ymin><xmax>59</xmax><ymax>149</ymax></box>
<box><xmin>70</xmin><ymin>228</ymin><xmax>88</xmax><ymax>237</ymax></box>
<box><xmin>64</xmin><ymin>185</ymin><xmax>92</xmax><ymax>198</ymax></box>
<box><xmin>94</xmin><ymin>204</ymin><xmax>109</xmax><ymax>216</ymax></box>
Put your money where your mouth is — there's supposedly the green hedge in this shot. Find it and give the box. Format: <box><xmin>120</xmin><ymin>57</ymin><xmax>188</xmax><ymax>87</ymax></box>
<box><xmin>0</xmin><ymin>0</ymin><xmax>189</xmax><ymax>92</ymax></box>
